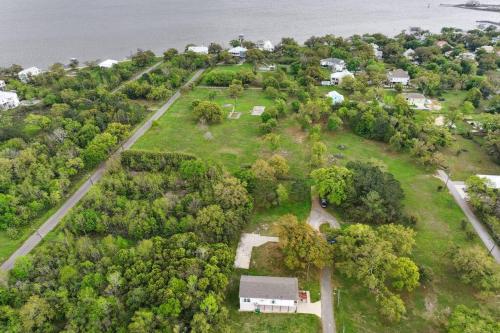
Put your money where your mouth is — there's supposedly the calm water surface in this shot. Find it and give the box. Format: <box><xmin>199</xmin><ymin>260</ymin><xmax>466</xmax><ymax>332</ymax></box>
<box><xmin>0</xmin><ymin>0</ymin><xmax>499</xmax><ymax>67</ymax></box>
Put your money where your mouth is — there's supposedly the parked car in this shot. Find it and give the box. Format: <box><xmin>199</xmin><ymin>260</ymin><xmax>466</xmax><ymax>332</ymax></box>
<box><xmin>320</xmin><ymin>198</ymin><xmax>328</xmax><ymax>208</ymax></box>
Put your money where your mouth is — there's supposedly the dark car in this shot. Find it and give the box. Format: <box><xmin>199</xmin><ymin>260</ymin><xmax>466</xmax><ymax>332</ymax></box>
<box><xmin>320</xmin><ymin>198</ymin><xmax>328</xmax><ymax>208</ymax></box>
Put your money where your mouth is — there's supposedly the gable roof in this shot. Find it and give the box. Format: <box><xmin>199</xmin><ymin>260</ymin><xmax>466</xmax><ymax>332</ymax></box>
<box><xmin>239</xmin><ymin>275</ymin><xmax>298</xmax><ymax>300</ymax></box>
<box><xmin>403</xmin><ymin>93</ymin><xmax>426</xmax><ymax>99</ymax></box>
<box><xmin>388</xmin><ymin>69</ymin><xmax>410</xmax><ymax>79</ymax></box>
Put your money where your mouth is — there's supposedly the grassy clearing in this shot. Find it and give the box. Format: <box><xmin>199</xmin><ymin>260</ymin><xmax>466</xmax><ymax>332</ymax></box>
<box><xmin>321</xmin><ymin>130</ymin><xmax>498</xmax><ymax>332</ymax></box>
<box><xmin>133</xmin><ymin>85</ymin><xmax>499</xmax><ymax>332</ymax></box>
<box><xmin>226</xmin><ymin>310</ymin><xmax>321</xmax><ymax>333</ymax></box>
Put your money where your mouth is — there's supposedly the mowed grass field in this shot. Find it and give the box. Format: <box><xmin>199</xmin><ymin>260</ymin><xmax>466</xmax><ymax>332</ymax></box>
<box><xmin>133</xmin><ymin>85</ymin><xmax>499</xmax><ymax>332</ymax></box>
<box><xmin>321</xmin><ymin>131</ymin><xmax>498</xmax><ymax>332</ymax></box>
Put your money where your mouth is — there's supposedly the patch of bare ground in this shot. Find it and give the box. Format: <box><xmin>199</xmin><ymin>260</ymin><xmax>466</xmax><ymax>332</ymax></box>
<box><xmin>286</xmin><ymin>126</ymin><xmax>307</xmax><ymax>143</ymax></box>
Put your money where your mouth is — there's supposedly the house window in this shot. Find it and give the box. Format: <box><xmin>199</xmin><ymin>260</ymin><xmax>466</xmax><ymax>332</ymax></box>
<box><xmin>271</xmin><ymin>300</ymin><xmax>275</xmax><ymax>304</ymax></box>
<box><xmin>243</xmin><ymin>298</ymin><xmax>250</xmax><ymax>302</ymax></box>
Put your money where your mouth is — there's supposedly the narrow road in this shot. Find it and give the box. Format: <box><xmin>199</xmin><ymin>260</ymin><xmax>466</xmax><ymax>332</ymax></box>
<box><xmin>307</xmin><ymin>195</ymin><xmax>338</xmax><ymax>333</ymax></box>
<box><xmin>436</xmin><ymin>170</ymin><xmax>500</xmax><ymax>263</ymax></box>
<box><xmin>111</xmin><ymin>60</ymin><xmax>163</xmax><ymax>94</ymax></box>
<box><xmin>0</xmin><ymin>68</ymin><xmax>205</xmax><ymax>272</ymax></box>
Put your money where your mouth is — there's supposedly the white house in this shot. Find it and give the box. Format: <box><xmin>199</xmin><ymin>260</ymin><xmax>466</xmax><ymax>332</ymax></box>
<box><xmin>18</xmin><ymin>67</ymin><xmax>42</xmax><ymax>83</ymax></box>
<box><xmin>187</xmin><ymin>46</ymin><xmax>209</xmax><ymax>54</ymax></box>
<box><xmin>257</xmin><ymin>40</ymin><xmax>274</xmax><ymax>52</ymax></box>
<box><xmin>403</xmin><ymin>49</ymin><xmax>415</xmax><ymax>60</ymax></box>
<box><xmin>330</xmin><ymin>70</ymin><xmax>354</xmax><ymax>85</ymax></box>
<box><xmin>477</xmin><ymin>175</ymin><xmax>500</xmax><ymax>189</ymax></box>
<box><xmin>320</xmin><ymin>58</ymin><xmax>346</xmax><ymax>72</ymax></box>
<box><xmin>98</xmin><ymin>59</ymin><xmax>119</xmax><ymax>69</ymax></box>
<box><xmin>0</xmin><ymin>80</ymin><xmax>5</xmax><ymax>91</ymax></box>
<box><xmin>371</xmin><ymin>43</ymin><xmax>383</xmax><ymax>59</ymax></box>
<box><xmin>387</xmin><ymin>69</ymin><xmax>410</xmax><ymax>86</ymax></box>
<box><xmin>0</xmin><ymin>91</ymin><xmax>20</xmax><ymax>111</ymax></box>
<box><xmin>326</xmin><ymin>91</ymin><xmax>345</xmax><ymax>105</ymax></box>
<box><xmin>403</xmin><ymin>93</ymin><xmax>428</xmax><ymax>109</ymax></box>
<box><xmin>239</xmin><ymin>275</ymin><xmax>298</xmax><ymax>313</ymax></box>
<box><xmin>229</xmin><ymin>46</ymin><xmax>248</xmax><ymax>58</ymax></box>
<box><xmin>436</xmin><ymin>40</ymin><xmax>449</xmax><ymax>49</ymax></box>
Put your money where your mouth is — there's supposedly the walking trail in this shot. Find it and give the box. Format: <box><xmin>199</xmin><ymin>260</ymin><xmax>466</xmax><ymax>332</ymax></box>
<box><xmin>0</xmin><ymin>68</ymin><xmax>205</xmax><ymax>272</ymax></box>
<box><xmin>436</xmin><ymin>170</ymin><xmax>500</xmax><ymax>263</ymax></box>
<box><xmin>307</xmin><ymin>196</ymin><xmax>339</xmax><ymax>333</ymax></box>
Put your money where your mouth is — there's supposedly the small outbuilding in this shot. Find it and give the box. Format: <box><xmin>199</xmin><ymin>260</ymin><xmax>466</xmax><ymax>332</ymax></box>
<box><xmin>98</xmin><ymin>59</ymin><xmax>119</xmax><ymax>68</ymax></box>
<box><xmin>326</xmin><ymin>91</ymin><xmax>345</xmax><ymax>105</ymax></box>
<box><xmin>403</xmin><ymin>93</ymin><xmax>428</xmax><ymax>109</ymax></box>
<box><xmin>18</xmin><ymin>67</ymin><xmax>42</xmax><ymax>83</ymax></box>
<box><xmin>239</xmin><ymin>275</ymin><xmax>299</xmax><ymax>313</ymax></box>
<box><xmin>371</xmin><ymin>43</ymin><xmax>383</xmax><ymax>59</ymax></box>
<box><xmin>0</xmin><ymin>91</ymin><xmax>20</xmax><ymax>111</ymax></box>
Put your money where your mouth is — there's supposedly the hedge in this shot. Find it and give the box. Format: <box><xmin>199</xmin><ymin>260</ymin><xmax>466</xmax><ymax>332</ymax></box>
<box><xmin>121</xmin><ymin>150</ymin><xmax>196</xmax><ymax>171</ymax></box>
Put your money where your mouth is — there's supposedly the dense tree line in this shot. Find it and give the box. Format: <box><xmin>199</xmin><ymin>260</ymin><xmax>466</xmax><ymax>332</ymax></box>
<box><xmin>0</xmin><ymin>152</ymin><xmax>253</xmax><ymax>332</ymax></box>
<box><xmin>0</xmin><ymin>50</ymin><xmax>197</xmax><ymax>237</ymax></box>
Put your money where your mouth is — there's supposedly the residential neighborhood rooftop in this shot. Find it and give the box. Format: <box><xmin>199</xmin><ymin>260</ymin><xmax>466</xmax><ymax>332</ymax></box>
<box><xmin>388</xmin><ymin>69</ymin><xmax>410</xmax><ymax>79</ymax></box>
<box><xmin>239</xmin><ymin>275</ymin><xmax>298</xmax><ymax>300</ymax></box>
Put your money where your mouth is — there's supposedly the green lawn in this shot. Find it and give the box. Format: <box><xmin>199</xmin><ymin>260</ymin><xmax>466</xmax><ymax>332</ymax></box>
<box><xmin>227</xmin><ymin>311</ymin><xmax>321</xmax><ymax>333</ymax></box>
<box><xmin>133</xmin><ymin>85</ymin><xmax>499</xmax><ymax>332</ymax></box>
<box><xmin>321</xmin><ymin>130</ymin><xmax>498</xmax><ymax>332</ymax></box>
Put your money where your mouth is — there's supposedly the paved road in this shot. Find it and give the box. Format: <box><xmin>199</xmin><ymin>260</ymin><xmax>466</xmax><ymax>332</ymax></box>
<box><xmin>0</xmin><ymin>68</ymin><xmax>205</xmax><ymax>272</ymax></box>
<box><xmin>436</xmin><ymin>170</ymin><xmax>500</xmax><ymax>263</ymax></box>
<box><xmin>307</xmin><ymin>195</ymin><xmax>338</xmax><ymax>333</ymax></box>
<box><xmin>111</xmin><ymin>61</ymin><xmax>163</xmax><ymax>94</ymax></box>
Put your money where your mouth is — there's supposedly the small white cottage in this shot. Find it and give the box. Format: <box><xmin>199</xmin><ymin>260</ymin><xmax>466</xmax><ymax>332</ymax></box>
<box><xmin>18</xmin><ymin>67</ymin><xmax>42</xmax><ymax>83</ymax></box>
<box><xmin>320</xmin><ymin>58</ymin><xmax>346</xmax><ymax>72</ymax></box>
<box><xmin>0</xmin><ymin>91</ymin><xmax>20</xmax><ymax>111</ymax></box>
<box><xmin>239</xmin><ymin>275</ymin><xmax>298</xmax><ymax>313</ymax></box>
<box><xmin>257</xmin><ymin>40</ymin><xmax>274</xmax><ymax>52</ymax></box>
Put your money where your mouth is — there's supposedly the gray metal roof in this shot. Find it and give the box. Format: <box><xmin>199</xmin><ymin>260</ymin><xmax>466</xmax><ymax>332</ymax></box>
<box><xmin>388</xmin><ymin>69</ymin><xmax>410</xmax><ymax>79</ymax></box>
<box><xmin>239</xmin><ymin>275</ymin><xmax>298</xmax><ymax>300</ymax></box>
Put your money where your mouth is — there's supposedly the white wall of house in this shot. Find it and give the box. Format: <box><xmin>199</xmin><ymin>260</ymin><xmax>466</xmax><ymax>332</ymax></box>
<box><xmin>0</xmin><ymin>92</ymin><xmax>20</xmax><ymax>111</ymax></box>
<box><xmin>389</xmin><ymin>77</ymin><xmax>410</xmax><ymax>85</ymax></box>
<box><xmin>240</xmin><ymin>297</ymin><xmax>297</xmax><ymax>312</ymax></box>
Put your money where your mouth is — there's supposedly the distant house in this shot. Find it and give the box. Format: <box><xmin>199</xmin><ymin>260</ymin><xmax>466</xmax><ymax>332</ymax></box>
<box><xmin>229</xmin><ymin>46</ymin><xmax>248</xmax><ymax>58</ymax></box>
<box><xmin>258</xmin><ymin>64</ymin><xmax>276</xmax><ymax>71</ymax></box>
<box><xmin>320</xmin><ymin>58</ymin><xmax>346</xmax><ymax>72</ymax></box>
<box><xmin>187</xmin><ymin>46</ymin><xmax>209</xmax><ymax>54</ymax></box>
<box><xmin>387</xmin><ymin>69</ymin><xmax>410</xmax><ymax>86</ymax></box>
<box><xmin>330</xmin><ymin>70</ymin><xmax>354</xmax><ymax>85</ymax></box>
<box><xmin>477</xmin><ymin>175</ymin><xmax>500</xmax><ymax>189</ymax></box>
<box><xmin>403</xmin><ymin>93</ymin><xmax>427</xmax><ymax>109</ymax></box>
<box><xmin>326</xmin><ymin>91</ymin><xmax>345</xmax><ymax>105</ymax></box>
<box><xmin>371</xmin><ymin>43</ymin><xmax>383</xmax><ymax>59</ymax></box>
<box><xmin>492</xmin><ymin>36</ymin><xmax>500</xmax><ymax>44</ymax></box>
<box><xmin>0</xmin><ymin>91</ymin><xmax>20</xmax><ymax>111</ymax></box>
<box><xmin>403</xmin><ymin>49</ymin><xmax>415</xmax><ymax>60</ymax></box>
<box><xmin>0</xmin><ymin>80</ymin><xmax>5</xmax><ymax>91</ymax></box>
<box><xmin>18</xmin><ymin>67</ymin><xmax>42</xmax><ymax>83</ymax></box>
<box><xmin>98</xmin><ymin>59</ymin><xmax>119</xmax><ymax>68</ymax></box>
<box><xmin>257</xmin><ymin>40</ymin><xmax>274</xmax><ymax>52</ymax></box>
<box><xmin>239</xmin><ymin>275</ymin><xmax>298</xmax><ymax>313</ymax></box>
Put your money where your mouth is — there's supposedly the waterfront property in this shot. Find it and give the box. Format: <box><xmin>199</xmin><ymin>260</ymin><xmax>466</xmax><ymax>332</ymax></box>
<box><xmin>239</xmin><ymin>275</ymin><xmax>299</xmax><ymax>313</ymax></box>
<box><xmin>229</xmin><ymin>46</ymin><xmax>248</xmax><ymax>58</ymax></box>
<box><xmin>98</xmin><ymin>59</ymin><xmax>119</xmax><ymax>68</ymax></box>
<box><xmin>188</xmin><ymin>46</ymin><xmax>209</xmax><ymax>54</ymax></box>
<box><xmin>330</xmin><ymin>70</ymin><xmax>354</xmax><ymax>85</ymax></box>
<box><xmin>0</xmin><ymin>91</ymin><xmax>20</xmax><ymax>110</ymax></box>
<box><xmin>326</xmin><ymin>90</ymin><xmax>345</xmax><ymax>105</ymax></box>
<box><xmin>320</xmin><ymin>58</ymin><xmax>346</xmax><ymax>72</ymax></box>
<box><xmin>257</xmin><ymin>40</ymin><xmax>274</xmax><ymax>52</ymax></box>
<box><xmin>18</xmin><ymin>66</ymin><xmax>41</xmax><ymax>83</ymax></box>
<box><xmin>387</xmin><ymin>69</ymin><xmax>410</xmax><ymax>86</ymax></box>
